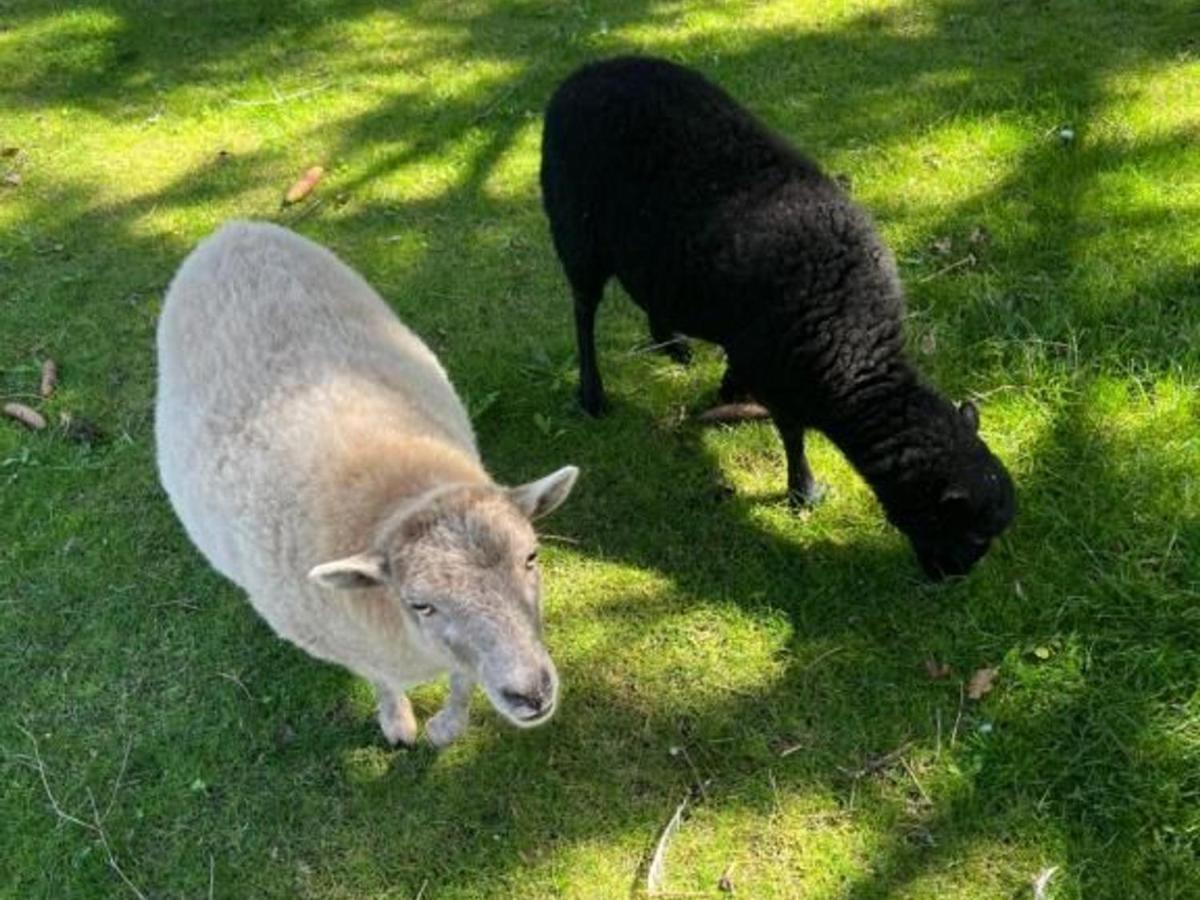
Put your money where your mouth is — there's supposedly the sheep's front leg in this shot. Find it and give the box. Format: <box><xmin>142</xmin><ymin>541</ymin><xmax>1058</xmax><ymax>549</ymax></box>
<box><xmin>778</xmin><ymin>423</ymin><xmax>828</xmax><ymax>508</ymax></box>
<box><xmin>425</xmin><ymin>673</ymin><xmax>475</xmax><ymax>748</ymax></box>
<box><xmin>375</xmin><ymin>682</ymin><xmax>418</xmax><ymax>747</ymax></box>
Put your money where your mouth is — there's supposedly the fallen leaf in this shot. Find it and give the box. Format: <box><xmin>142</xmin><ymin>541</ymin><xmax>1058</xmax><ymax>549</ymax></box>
<box><xmin>3</xmin><ymin>172</ymin><xmax>21</xmax><ymax>187</ymax></box>
<box><xmin>968</xmin><ymin>225</ymin><xmax>991</xmax><ymax>246</ymax></box>
<box><xmin>40</xmin><ymin>358</ymin><xmax>57</xmax><ymax>398</ymax></box>
<box><xmin>919</xmin><ymin>331</ymin><xmax>937</xmax><ymax>356</ymax></box>
<box><xmin>924</xmin><ymin>658</ymin><xmax>951</xmax><ymax>680</ymax></box>
<box><xmin>717</xmin><ymin>863</ymin><xmax>735</xmax><ymax>893</ymax></box>
<box><xmin>931</xmin><ymin>235</ymin><xmax>953</xmax><ymax>256</ymax></box>
<box><xmin>4</xmin><ymin>402</ymin><xmax>46</xmax><ymax>430</ymax></box>
<box><xmin>697</xmin><ymin>401</ymin><xmax>771</xmax><ymax>424</ymax></box>
<box><xmin>1031</xmin><ymin>864</ymin><xmax>1059</xmax><ymax>899</ymax></box>
<box><xmin>283</xmin><ymin>165</ymin><xmax>324</xmax><ymax>205</ymax></box>
<box><xmin>966</xmin><ymin>667</ymin><xmax>998</xmax><ymax>700</ymax></box>
<box><xmin>1033</xmin><ymin>646</ymin><xmax>1052</xmax><ymax>660</ymax></box>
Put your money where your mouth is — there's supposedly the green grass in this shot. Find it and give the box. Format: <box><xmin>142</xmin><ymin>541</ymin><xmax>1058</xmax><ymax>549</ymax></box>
<box><xmin>2</xmin><ymin>0</ymin><xmax>1199</xmax><ymax>896</ymax></box>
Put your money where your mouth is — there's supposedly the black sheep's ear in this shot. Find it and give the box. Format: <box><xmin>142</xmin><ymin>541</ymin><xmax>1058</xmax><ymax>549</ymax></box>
<box><xmin>959</xmin><ymin>400</ymin><xmax>980</xmax><ymax>433</ymax></box>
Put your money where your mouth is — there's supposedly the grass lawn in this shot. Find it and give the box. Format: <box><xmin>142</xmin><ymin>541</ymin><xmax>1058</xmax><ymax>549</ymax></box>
<box><xmin>2</xmin><ymin>0</ymin><xmax>1199</xmax><ymax>896</ymax></box>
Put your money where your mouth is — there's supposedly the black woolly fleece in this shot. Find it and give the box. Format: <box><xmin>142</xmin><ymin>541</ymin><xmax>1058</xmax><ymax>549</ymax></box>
<box><xmin>541</xmin><ymin>56</ymin><xmax>1015</xmax><ymax>578</ymax></box>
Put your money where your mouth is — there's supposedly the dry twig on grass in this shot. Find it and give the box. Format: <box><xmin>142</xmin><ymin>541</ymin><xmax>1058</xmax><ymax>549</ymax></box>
<box><xmin>837</xmin><ymin>741</ymin><xmax>914</xmax><ymax>780</ymax></box>
<box><xmin>645</xmin><ymin>794</ymin><xmax>690</xmax><ymax>895</ymax></box>
<box><xmin>13</xmin><ymin>725</ymin><xmax>147</xmax><ymax>899</ymax></box>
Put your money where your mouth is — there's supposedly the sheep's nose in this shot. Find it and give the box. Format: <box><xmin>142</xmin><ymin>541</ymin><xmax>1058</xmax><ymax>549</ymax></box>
<box><xmin>502</xmin><ymin>669</ymin><xmax>555</xmax><ymax>718</ymax></box>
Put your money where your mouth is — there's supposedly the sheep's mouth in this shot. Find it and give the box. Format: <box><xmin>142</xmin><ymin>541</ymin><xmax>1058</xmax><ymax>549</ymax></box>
<box><xmin>510</xmin><ymin>698</ymin><xmax>556</xmax><ymax>725</ymax></box>
<box><xmin>918</xmin><ymin>544</ymin><xmax>989</xmax><ymax>580</ymax></box>
<box><xmin>501</xmin><ymin>695</ymin><xmax>557</xmax><ymax>727</ymax></box>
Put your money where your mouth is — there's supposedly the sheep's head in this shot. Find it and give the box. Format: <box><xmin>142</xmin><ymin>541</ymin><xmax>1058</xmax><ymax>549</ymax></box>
<box><xmin>309</xmin><ymin>466</ymin><xmax>579</xmax><ymax>727</ymax></box>
<box><xmin>885</xmin><ymin>401</ymin><xmax>1016</xmax><ymax>579</ymax></box>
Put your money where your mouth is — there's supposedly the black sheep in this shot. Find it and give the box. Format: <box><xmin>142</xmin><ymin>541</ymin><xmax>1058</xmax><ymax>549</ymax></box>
<box><xmin>540</xmin><ymin>56</ymin><xmax>1015</xmax><ymax>579</ymax></box>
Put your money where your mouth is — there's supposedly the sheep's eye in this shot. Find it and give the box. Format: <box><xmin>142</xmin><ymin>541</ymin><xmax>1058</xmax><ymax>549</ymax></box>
<box><xmin>525</xmin><ymin>550</ymin><xmax>538</xmax><ymax>570</ymax></box>
<box><xmin>410</xmin><ymin>603</ymin><xmax>435</xmax><ymax>617</ymax></box>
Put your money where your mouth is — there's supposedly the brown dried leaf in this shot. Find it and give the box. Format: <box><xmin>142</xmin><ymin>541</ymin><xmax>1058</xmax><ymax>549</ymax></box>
<box><xmin>3</xmin><ymin>171</ymin><xmax>21</xmax><ymax>187</ymax></box>
<box><xmin>4</xmin><ymin>402</ymin><xmax>46</xmax><ymax>430</ymax></box>
<box><xmin>968</xmin><ymin>225</ymin><xmax>991</xmax><ymax>247</ymax></box>
<box><xmin>966</xmin><ymin>666</ymin><xmax>998</xmax><ymax>700</ymax></box>
<box><xmin>924</xmin><ymin>658</ymin><xmax>951</xmax><ymax>680</ymax></box>
<box><xmin>40</xmin><ymin>358</ymin><xmax>58</xmax><ymax>398</ymax></box>
<box><xmin>697</xmin><ymin>401</ymin><xmax>771</xmax><ymax>424</ymax></box>
<box><xmin>931</xmin><ymin>235</ymin><xmax>953</xmax><ymax>256</ymax></box>
<box><xmin>284</xmin><ymin>165</ymin><xmax>324</xmax><ymax>205</ymax></box>
<box><xmin>717</xmin><ymin>864</ymin><xmax>735</xmax><ymax>893</ymax></box>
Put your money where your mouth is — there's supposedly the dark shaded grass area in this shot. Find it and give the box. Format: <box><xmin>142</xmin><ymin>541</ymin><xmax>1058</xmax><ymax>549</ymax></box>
<box><xmin>2</xmin><ymin>0</ymin><xmax>1198</xmax><ymax>896</ymax></box>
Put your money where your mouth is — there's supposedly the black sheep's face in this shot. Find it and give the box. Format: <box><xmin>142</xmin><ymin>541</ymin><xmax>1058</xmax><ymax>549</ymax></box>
<box><xmin>892</xmin><ymin>402</ymin><xmax>1017</xmax><ymax>580</ymax></box>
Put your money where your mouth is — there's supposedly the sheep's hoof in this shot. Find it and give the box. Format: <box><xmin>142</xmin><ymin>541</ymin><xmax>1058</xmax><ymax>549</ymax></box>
<box><xmin>788</xmin><ymin>481</ymin><xmax>829</xmax><ymax>509</ymax></box>
<box><xmin>379</xmin><ymin>694</ymin><xmax>418</xmax><ymax>748</ymax></box>
<box><xmin>578</xmin><ymin>387</ymin><xmax>609</xmax><ymax>418</ymax></box>
<box><xmin>425</xmin><ymin>708</ymin><xmax>469</xmax><ymax>748</ymax></box>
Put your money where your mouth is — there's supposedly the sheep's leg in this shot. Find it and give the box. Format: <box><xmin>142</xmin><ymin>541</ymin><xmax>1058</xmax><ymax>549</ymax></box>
<box><xmin>648</xmin><ymin>315</ymin><xmax>692</xmax><ymax>365</ymax></box>
<box><xmin>572</xmin><ymin>284</ymin><xmax>609</xmax><ymax>416</ymax></box>
<box><xmin>778</xmin><ymin>423</ymin><xmax>828</xmax><ymax>508</ymax></box>
<box><xmin>719</xmin><ymin>363</ymin><xmax>752</xmax><ymax>402</ymax></box>
<box><xmin>426</xmin><ymin>672</ymin><xmax>475</xmax><ymax>748</ymax></box>
<box><xmin>375</xmin><ymin>682</ymin><xmax>418</xmax><ymax>747</ymax></box>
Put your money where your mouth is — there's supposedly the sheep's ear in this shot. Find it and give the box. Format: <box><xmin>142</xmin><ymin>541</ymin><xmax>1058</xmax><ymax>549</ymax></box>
<box><xmin>308</xmin><ymin>553</ymin><xmax>389</xmax><ymax>590</ymax></box>
<box><xmin>958</xmin><ymin>400</ymin><xmax>980</xmax><ymax>433</ymax></box>
<box><xmin>509</xmin><ymin>465</ymin><xmax>579</xmax><ymax>520</ymax></box>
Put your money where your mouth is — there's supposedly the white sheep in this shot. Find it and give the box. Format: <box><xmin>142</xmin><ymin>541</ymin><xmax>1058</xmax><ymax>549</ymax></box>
<box><xmin>155</xmin><ymin>221</ymin><xmax>579</xmax><ymax>747</ymax></box>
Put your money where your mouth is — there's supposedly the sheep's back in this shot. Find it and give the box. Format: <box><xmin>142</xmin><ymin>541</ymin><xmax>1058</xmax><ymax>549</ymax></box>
<box><xmin>542</xmin><ymin>57</ymin><xmax>907</xmax><ymax>382</ymax></box>
<box><xmin>155</xmin><ymin>221</ymin><xmax>476</xmax><ymax>588</ymax></box>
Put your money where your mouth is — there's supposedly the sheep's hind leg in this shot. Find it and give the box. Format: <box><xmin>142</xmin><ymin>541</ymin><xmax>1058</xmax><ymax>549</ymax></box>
<box><xmin>375</xmin><ymin>682</ymin><xmax>418</xmax><ymax>747</ymax></box>
<box><xmin>719</xmin><ymin>363</ymin><xmax>753</xmax><ymax>403</ymax></box>
<box><xmin>572</xmin><ymin>283</ymin><xmax>609</xmax><ymax>416</ymax></box>
<box><xmin>778</xmin><ymin>423</ymin><xmax>828</xmax><ymax>508</ymax></box>
<box><xmin>426</xmin><ymin>672</ymin><xmax>475</xmax><ymax>748</ymax></box>
<box><xmin>649</xmin><ymin>315</ymin><xmax>692</xmax><ymax>365</ymax></box>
